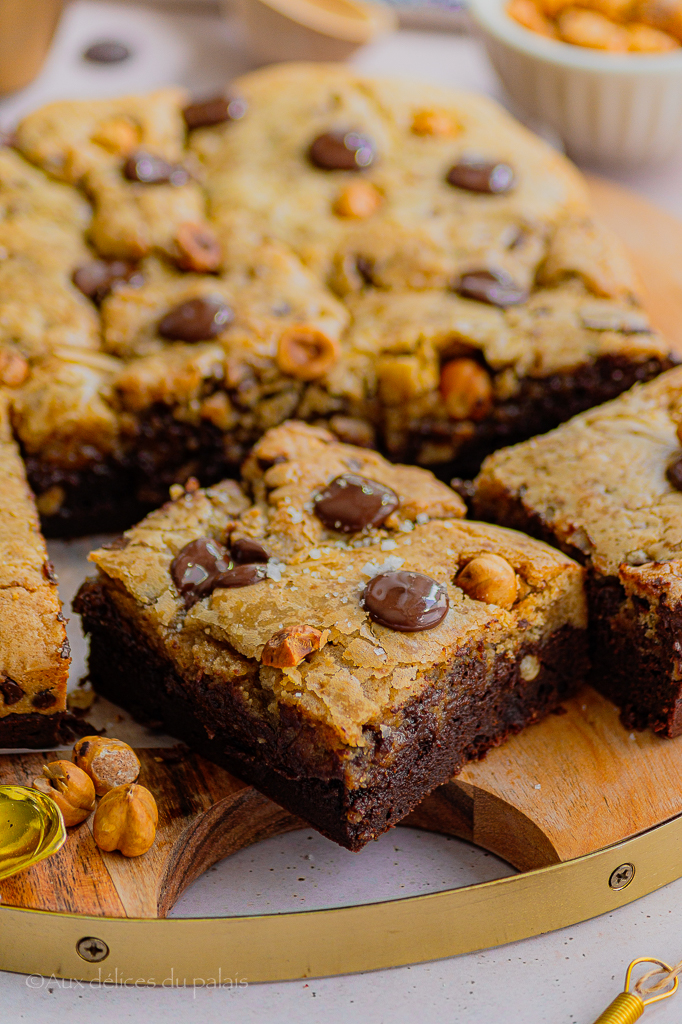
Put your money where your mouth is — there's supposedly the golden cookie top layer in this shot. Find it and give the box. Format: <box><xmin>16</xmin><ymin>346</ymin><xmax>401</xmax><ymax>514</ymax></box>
<box><xmin>0</xmin><ymin>395</ymin><xmax>69</xmax><ymax>717</ymax></box>
<box><xmin>89</xmin><ymin>423</ymin><xmax>585</xmax><ymax>746</ymax></box>
<box><xmin>474</xmin><ymin>367</ymin><xmax>682</xmax><ymax>577</ymax></box>
<box><xmin>0</xmin><ymin>65</ymin><xmax>670</xmax><ymax>473</ymax></box>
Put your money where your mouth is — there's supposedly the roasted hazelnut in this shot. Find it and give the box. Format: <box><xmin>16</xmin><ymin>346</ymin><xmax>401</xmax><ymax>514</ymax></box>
<box><xmin>33</xmin><ymin>760</ymin><xmax>96</xmax><ymax>827</ymax></box>
<box><xmin>333</xmin><ymin>181</ymin><xmax>382</xmax><ymax>219</ymax></box>
<box><xmin>73</xmin><ymin>735</ymin><xmax>141</xmax><ymax>796</ymax></box>
<box><xmin>276</xmin><ymin>325</ymin><xmax>339</xmax><ymax>381</ymax></box>
<box><xmin>261</xmin><ymin>625</ymin><xmax>328</xmax><ymax>668</ymax></box>
<box><xmin>0</xmin><ymin>349</ymin><xmax>29</xmax><ymax>387</ymax></box>
<box><xmin>557</xmin><ymin>7</ymin><xmax>629</xmax><ymax>49</ymax></box>
<box><xmin>93</xmin><ymin>783</ymin><xmax>158</xmax><ymax>857</ymax></box>
<box><xmin>175</xmin><ymin>222</ymin><xmax>222</xmax><ymax>273</ymax></box>
<box><xmin>440</xmin><ymin>358</ymin><xmax>493</xmax><ymax>421</ymax></box>
<box><xmin>328</xmin><ymin>415</ymin><xmax>376</xmax><ymax>448</ymax></box>
<box><xmin>507</xmin><ymin>0</ymin><xmax>557</xmax><ymax>35</ymax></box>
<box><xmin>455</xmin><ymin>554</ymin><xmax>518</xmax><ymax>609</ymax></box>
<box><xmin>411</xmin><ymin>109</ymin><xmax>460</xmax><ymax>136</ymax></box>
<box><xmin>91</xmin><ymin>117</ymin><xmax>140</xmax><ymax>156</ymax></box>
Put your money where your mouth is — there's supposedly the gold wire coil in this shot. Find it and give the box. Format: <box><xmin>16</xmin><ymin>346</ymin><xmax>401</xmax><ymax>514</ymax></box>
<box><xmin>592</xmin><ymin>992</ymin><xmax>644</xmax><ymax>1024</ymax></box>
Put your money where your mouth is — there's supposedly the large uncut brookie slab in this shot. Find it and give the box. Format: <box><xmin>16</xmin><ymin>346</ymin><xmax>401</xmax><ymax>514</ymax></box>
<box><xmin>0</xmin><ymin>64</ymin><xmax>673</xmax><ymax>537</ymax></box>
<box><xmin>473</xmin><ymin>367</ymin><xmax>682</xmax><ymax>737</ymax></box>
<box><xmin>75</xmin><ymin>422</ymin><xmax>587</xmax><ymax>850</ymax></box>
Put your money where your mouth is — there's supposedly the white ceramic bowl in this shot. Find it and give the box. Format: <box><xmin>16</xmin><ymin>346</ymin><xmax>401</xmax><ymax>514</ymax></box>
<box><xmin>469</xmin><ymin>0</ymin><xmax>682</xmax><ymax>166</ymax></box>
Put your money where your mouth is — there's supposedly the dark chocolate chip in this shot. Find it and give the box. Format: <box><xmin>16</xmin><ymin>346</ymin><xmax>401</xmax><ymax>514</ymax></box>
<box><xmin>124</xmin><ymin>151</ymin><xmax>189</xmax><ymax>186</ymax></box>
<box><xmin>457</xmin><ymin>269</ymin><xmax>528</xmax><ymax>308</ymax></box>
<box><xmin>83</xmin><ymin>41</ymin><xmax>131</xmax><ymax>63</ymax></box>
<box><xmin>158</xmin><ymin>296</ymin><xmax>233</xmax><ymax>342</ymax></box>
<box><xmin>667</xmin><ymin>455</ymin><xmax>682</xmax><ymax>491</ymax></box>
<box><xmin>182</xmin><ymin>96</ymin><xmax>247</xmax><ymax>130</ymax></box>
<box><xmin>363</xmin><ymin>570</ymin><xmax>449</xmax><ymax>632</ymax></box>
<box><xmin>0</xmin><ymin>678</ymin><xmax>24</xmax><ymax>705</ymax></box>
<box><xmin>231</xmin><ymin>537</ymin><xmax>270</xmax><ymax>564</ymax></box>
<box><xmin>309</xmin><ymin>131</ymin><xmax>375</xmax><ymax>171</ymax></box>
<box><xmin>356</xmin><ymin>256</ymin><xmax>376</xmax><ymax>285</ymax></box>
<box><xmin>314</xmin><ymin>473</ymin><xmax>399</xmax><ymax>533</ymax></box>
<box><xmin>60</xmin><ymin>639</ymin><xmax>71</xmax><ymax>659</ymax></box>
<box><xmin>171</xmin><ymin>537</ymin><xmax>233</xmax><ymax>606</ymax></box>
<box><xmin>446</xmin><ymin>160</ymin><xmax>515</xmax><ymax>194</ymax></box>
<box><xmin>33</xmin><ymin>689</ymin><xmax>57</xmax><ymax>709</ymax></box>
<box><xmin>102</xmin><ymin>535</ymin><xmax>131</xmax><ymax>550</ymax></box>
<box><xmin>42</xmin><ymin>560</ymin><xmax>58</xmax><ymax>584</ymax></box>
<box><xmin>171</xmin><ymin>537</ymin><xmax>266</xmax><ymax>606</ymax></box>
<box><xmin>83</xmin><ymin>41</ymin><xmax>130</xmax><ymax>64</ymax></box>
<box><xmin>73</xmin><ymin>260</ymin><xmax>142</xmax><ymax>304</ymax></box>
<box><xmin>213</xmin><ymin>563</ymin><xmax>268</xmax><ymax>589</ymax></box>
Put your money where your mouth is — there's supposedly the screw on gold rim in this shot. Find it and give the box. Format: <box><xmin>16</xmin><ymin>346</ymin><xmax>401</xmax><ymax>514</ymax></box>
<box><xmin>591</xmin><ymin>958</ymin><xmax>679</xmax><ymax>1023</ymax></box>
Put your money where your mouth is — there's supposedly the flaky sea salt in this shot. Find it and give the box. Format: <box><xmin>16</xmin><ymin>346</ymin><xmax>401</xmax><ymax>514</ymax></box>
<box><xmin>380</xmin><ymin>539</ymin><xmax>397</xmax><ymax>551</ymax></box>
<box><xmin>360</xmin><ymin>554</ymin><xmax>405</xmax><ymax>579</ymax></box>
<box><xmin>266</xmin><ymin>560</ymin><xmax>285</xmax><ymax>581</ymax></box>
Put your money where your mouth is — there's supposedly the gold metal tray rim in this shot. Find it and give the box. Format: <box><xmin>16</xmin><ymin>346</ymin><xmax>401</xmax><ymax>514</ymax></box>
<box><xmin>2</xmin><ymin>811</ymin><xmax>681</xmax><ymax>985</ymax></box>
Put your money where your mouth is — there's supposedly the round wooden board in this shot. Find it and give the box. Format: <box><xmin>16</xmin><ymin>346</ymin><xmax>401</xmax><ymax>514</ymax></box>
<box><xmin>2</xmin><ymin>176</ymin><xmax>682</xmax><ymax>983</ymax></box>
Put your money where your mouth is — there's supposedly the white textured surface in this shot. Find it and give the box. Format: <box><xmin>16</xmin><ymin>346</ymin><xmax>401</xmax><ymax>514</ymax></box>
<box><xmin>2</xmin><ymin>4</ymin><xmax>682</xmax><ymax>1021</ymax></box>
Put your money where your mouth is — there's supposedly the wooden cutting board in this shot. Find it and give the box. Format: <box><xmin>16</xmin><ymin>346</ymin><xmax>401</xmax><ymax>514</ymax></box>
<box><xmin>2</xmin><ymin>177</ymin><xmax>682</xmax><ymax>920</ymax></box>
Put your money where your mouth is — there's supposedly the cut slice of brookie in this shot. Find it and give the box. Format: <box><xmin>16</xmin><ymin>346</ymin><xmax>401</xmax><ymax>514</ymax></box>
<box><xmin>75</xmin><ymin>421</ymin><xmax>588</xmax><ymax>850</ymax></box>
<box><xmin>472</xmin><ymin>367</ymin><xmax>682</xmax><ymax>737</ymax></box>
<box><xmin>0</xmin><ymin>394</ymin><xmax>77</xmax><ymax>747</ymax></box>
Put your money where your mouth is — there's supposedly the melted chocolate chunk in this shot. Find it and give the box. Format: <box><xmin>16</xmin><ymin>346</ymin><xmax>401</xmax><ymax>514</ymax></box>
<box><xmin>171</xmin><ymin>538</ymin><xmax>232</xmax><ymax>606</ymax></box>
<box><xmin>183</xmin><ymin>95</ymin><xmax>247</xmax><ymax>130</ymax></box>
<box><xmin>667</xmin><ymin>455</ymin><xmax>682</xmax><ymax>491</ymax></box>
<box><xmin>32</xmin><ymin>689</ymin><xmax>57</xmax><ymax>709</ymax></box>
<box><xmin>102</xmin><ymin>535</ymin><xmax>131</xmax><ymax>551</ymax></box>
<box><xmin>214</xmin><ymin>564</ymin><xmax>268</xmax><ymax>589</ymax></box>
<box><xmin>309</xmin><ymin>131</ymin><xmax>375</xmax><ymax>171</ymax></box>
<box><xmin>446</xmin><ymin>161</ymin><xmax>515</xmax><ymax>194</ymax></box>
<box><xmin>73</xmin><ymin>259</ymin><xmax>142</xmax><ymax>304</ymax></box>
<box><xmin>231</xmin><ymin>537</ymin><xmax>270</xmax><ymax>564</ymax></box>
<box><xmin>83</xmin><ymin>41</ymin><xmax>131</xmax><ymax>63</ymax></box>
<box><xmin>363</xmin><ymin>571</ymin><xmax>449</xmax><ymax>632</ymax></box>
<box><xmin>0</xmin><ymin>678</ymin><xmax>24</xmax><ymax>705</ymax></box>
<box><xmin>42</xmin><ymin>560</ymin><xmax>58</xmax><ymax>584</ymax></box>
<box><xmin>171</xmin><ymin>537</ymin><xmax>265</xmax><ymax>606</ymax></box>
<box><xmin>314</xmin><ymin>474</ymin><xmax>399</xmax><ymax>533</ymax></box>
<box><xmin>158</xmin><ymin>296</ymin><xmax>233</xmax><ymax>342</ymax></box>
<box><xmin>124</xmin><ymin>151</ymin><xmax>189</xmax><ymax>186</ymax></box>
<box><xmin>457</xmin><ymin>269</ymin><xmax>528</xmax><ymax>308</ymax></box>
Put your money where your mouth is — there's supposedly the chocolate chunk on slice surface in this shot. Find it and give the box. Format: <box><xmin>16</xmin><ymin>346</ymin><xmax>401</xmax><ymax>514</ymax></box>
<box><xmin>314</xmin><ymin>474</ymin><xmax>399</xmax><ymax>532</ymax></box>
<box><xmin>363</xmin><ymin>570</ymin><xmax>449</xmax><ymax>632</ymax></box>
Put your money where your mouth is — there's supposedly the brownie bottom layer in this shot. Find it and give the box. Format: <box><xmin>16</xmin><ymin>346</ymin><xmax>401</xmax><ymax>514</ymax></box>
<box><xmin>589</xmin><ymin>576</ymin><xmax>682</xmax><ymax>738</ymax></box>
<box><xmin>472</xmin><ymin>488</ymin><xmax>682</xmax><ymax>738</ymax></box>
<box><xmin>76</xmin><ymin>578</ymin><xmax>585</xmax><ymax>850</ymax></box>
<box><xmin>26</xmin><ymin>405</ymin><xmax>239</xmax><ymax>538</ymax></box>
<box><xmin>403</xmin><ymin>354</ymin><xmax>672</xmax><ymax>478</ymax></box>
<box><xmin>28</xmin><ymin>355</ymin><xmax>672</xmax><ymax>539</ymax></box>
<box><xmin>0</xmin><ymin>710</ymin><xmax>88</xmax><ymax>749</ymax></box>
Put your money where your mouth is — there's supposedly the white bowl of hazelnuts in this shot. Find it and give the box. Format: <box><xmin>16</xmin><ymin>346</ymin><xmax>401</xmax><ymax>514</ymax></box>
<box><xmin>469</xmin><ymin>0</ymin><xmax>682</xmax><ymax>166</ymax></box>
